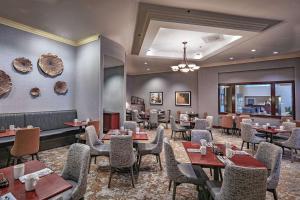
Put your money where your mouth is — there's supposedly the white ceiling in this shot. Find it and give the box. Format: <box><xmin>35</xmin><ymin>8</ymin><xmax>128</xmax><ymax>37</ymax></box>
<box><xmin>0</xmin><ymin>0</ymin><xmax>299</xmax><ymax>74</ymax></box>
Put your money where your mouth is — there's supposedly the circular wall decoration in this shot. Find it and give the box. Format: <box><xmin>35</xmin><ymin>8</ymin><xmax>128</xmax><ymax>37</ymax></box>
<box><xmin>54</xmin><ymin>81</ymin><xmax>68</xmax><ymax>95</ymax></box>
<box><xmin>0</xmin><ymin>70</ymin><xmax>12</xmax><ymax>97</ymax></box>
<box><xmin>12</xmin><ymin>57</ymin><xmax>32</xmax><ymax>73</ymax></box>
<box><xmin>30</xmin><ymin>87</ymin><xmax>40</xmax><ymax>97</ymax></box>
<box><xmin>38</xmin><ymin>53</ymin><xmax>64</xmax><ymax>77</ymax></box>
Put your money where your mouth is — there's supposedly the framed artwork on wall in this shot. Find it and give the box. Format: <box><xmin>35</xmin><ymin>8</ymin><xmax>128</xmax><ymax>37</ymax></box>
<box><xmin>150</xmin><ymin>92</ymin><xmax>163</xmax><ymax>105</ymax></box>
<box><xmin>175</xmin><ymin>91</ymin><xmax>191</xmax><ymax>106</ymax></box>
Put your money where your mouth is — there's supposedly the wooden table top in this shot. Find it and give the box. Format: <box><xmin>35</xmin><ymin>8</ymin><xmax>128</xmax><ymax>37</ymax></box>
<box><xmin>102</xmin><ymin>130</ymin><xmax>148</xmax><ymax>140</ymax></box>
<box><xmin>0</xmin><ymin>160</ymin><xmax>72</xmax><ymax>200</ymax></box>
<box><xmin>64</xmin><ymin>121</ymin><xmax>87</xmax><ymax>127</ymax></box>
<box><xmin>0</xmin><ymin>130</ymin><xmax>16</xmax><ymax>138</ymax></box>
<box><xmin>182</xmin><ymin>142</ymin><xmax>266</xmax><ymax>168</ymax></box>
<box><xmin>254</xmin><ymin>127</ymin><xmax>290</xmax><ymax>135</ymax></box>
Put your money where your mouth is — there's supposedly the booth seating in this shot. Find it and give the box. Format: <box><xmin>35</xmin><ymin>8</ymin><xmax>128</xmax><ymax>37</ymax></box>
<box><xmin>0</xmin><ymin>110</ymin><xmax>78</xmax><ymax>150</ymax></box>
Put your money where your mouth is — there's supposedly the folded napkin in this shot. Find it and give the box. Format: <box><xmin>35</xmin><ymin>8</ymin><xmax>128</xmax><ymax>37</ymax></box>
<box><xmin>19</xmin><ymin>168</ymin><xmax>53</xmax><ymax>183</ymax></box>
<box><xmin>187</xmin><ymin>148</ymin><xmax>201</xmax><ymax>153</ymax></box>
<box><xmin>233</xmin><ymin>150</ymin><xmax>249</xmax><ymax>155</ymax></box>
<box><xmin>217</xmin><ymin>155</ymin><xmax>234</xmax><ymax>165</ymax></box>
<box><xmin>1</xmin><ymin>192</ymin><xmax>17</xmax><ymax>200</ymax></box>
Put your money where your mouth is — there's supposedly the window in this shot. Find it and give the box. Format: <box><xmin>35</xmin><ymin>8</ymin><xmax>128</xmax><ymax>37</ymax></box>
<box><xmin>218</xmin><ymin>81</ymin><xmax>295</xmax><ymax>118</ymax></box>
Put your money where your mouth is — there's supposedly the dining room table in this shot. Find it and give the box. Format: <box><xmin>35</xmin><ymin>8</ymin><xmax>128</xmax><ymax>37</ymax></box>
<box><xmin>253</xmin><ymin>126</ymin><xmax>290</xmax><ymax>143</ymax></box>
<box><xmin>0</xmin><ymin>160</ymin><xmax>72</xmax><ymax>200</ymax></box>
<box><xmin>0</xmin><ymin>129</ymin><xmax>16</xmax><ymax>138</ymax></box>
<box><xmin>102</xmin><ymin>129</ymin><xmax>149</xmax><ymax>141</ymax></box>
<box><xmin>182</xmin><ymin>141</ymin><xmax>266</xmax><ymax>181</ymax></box>
<box><xmin>64</xmin><ymin>121</ymin><xmax>88</xmax><ymax>133</ymax></box>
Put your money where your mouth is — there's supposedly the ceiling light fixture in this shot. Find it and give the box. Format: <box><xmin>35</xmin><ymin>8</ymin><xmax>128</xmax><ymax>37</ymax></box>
<box><xmin>229</xmin><ymin>57</ymin><xmax>234</xmax><ymax>60</ymax></box>
<box><xmin>273</xmin><ymin>51</ymin><xmax>279</xmax><ymax>54</ymax></box>
<box><xmin>144</xmin><ymin>62</ymin><xmax>148</xmax><ymax>65</ymax></box>
<box><xmin>146</xmin><ymin>68</ymin><xmax>150</xmax><ymax>71</ymax></box>
<box><xmin>251</xmin><ymin>49</ymin><xmax>256</xmax><ymax>52</ymax></box>
<box><xmin>170</xmin><ymin>42</ymin><xmax>200</xmax><ymax>73</ymax></box>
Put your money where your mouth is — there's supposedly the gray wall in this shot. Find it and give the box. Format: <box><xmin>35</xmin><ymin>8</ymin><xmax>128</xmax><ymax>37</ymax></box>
<box><xmin>103</xmin><ymin>66</ymin><xmax>125</xmax><ymax>124</ymax></box>
<box><xmin>198</xmin><ymin>59</ymin><xmax>300</xmax><ymax>125</ymax></box>
<box><xmin>0</xmin><ymin>24</ymin><xmax>76</xmax><ymax>113</ymax></box>
<box><xmin>127</xmin><ymin>72</ymin><xmax>198</xmax><ymax>116</ymax></box>
<box><xmin>75</xmin><ymin>40</ymin><xmax>101</xmax><ymax>120</ymax></box>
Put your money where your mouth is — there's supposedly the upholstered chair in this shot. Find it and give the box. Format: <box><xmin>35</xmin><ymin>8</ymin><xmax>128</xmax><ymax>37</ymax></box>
<box><xmin>124</xmin><ymin>121</ymin><xmax>138</xmax><ymax>131</ymax></box>
<box><xmin>60</xmin><ymin>143</ymin><xmax>90</xmax><ymax>200</ymax></box>
<box><xmin>206</xmin><ymin>164</ymin><xmax>268</xmax><ymax>200</ymax></box>
<box><xmin>109</xmin><ymin>135</ymin><xmax>136</xmax><ymax>188</ymax></box>
<box><xmin>191</xmin><ymin>130</ymin><xmax>212</xmax><ymax>144</ymax></box>
<box><xmin>131</xmin><ymin>110</ymin><xmax>144</xmax><ymax>127</ymax></box>
<box><xmin>240</xmin><ymin>122</ymin><xmax>265</xmax><ymax>151</ymax></box>
<box><xmin>159</xmin><ymin>109</ymin><xmax>170</xmax><ymax>129</ymax></box>
<box><xmin>85</xmin><ymin>125</ymin><xmax>110</xmax><ymax>172</ymax></box>
<box><xmin>170</xmin><ymin>116</ymin><xmax>188</xmax><ymax>140</ymax></box>
<box><xmin>206</xmin><ymin>116</ymin><xmax>213</xmax><ymax>129</ymax></box>
<box><xmin>79</xmin><ymin>120</ymin><xmax>101</xmax><ymax>141</ymax></box>
<box><xmin>220</xmin><ymin>115</ymin><xmax>234</xmax><ymax>134</ymax></box>
<box><xmin>137</xmin><ymin>125</ymin><xmax>164</xmax><ymax>170</ymax></box>
<box><xmin>163</xmin><ymin>138</ymin><xmax>208</xmax><ymax>200</ymax></box>
<box><xmin>282</xmin><ymin>121</ymin><xmax>296</xmax><ymax>131</ymax></box>
<box><xmin>274</xmin><ymin>128</ymin><xmax>300</xmax><ymax>162</ymax></box>
<box><xmin>194</xmin><ymin>119</ymin><xmax>208</xmax><ymax>130</ymax></box>
<box><xmin>236</xmin><ymin>115</ymin><xmax>251</xmax><ymax>130</ymax></box>
<box><xmin>179</xmin><ymin>113</ymin><xmax>190</xmax><ymax>127</ymax></box>
<box><xmin>149</xmin><ymin>111</ymin><xmax>158</xmax><ymax>129</ymax></box>
<box><xmin>8</xmin><ymin>128</ymin><xmax>40</xmax><ymax>166</ymax></box>
<box><xmin>241</xmin><ymin>118</ymin><xmax>252</xmax><ymax>124</ymax></box>
<box><xmin>255</xmin><ymin>142</ymin><xmax>283</xmax><ymax>200</ymax></box>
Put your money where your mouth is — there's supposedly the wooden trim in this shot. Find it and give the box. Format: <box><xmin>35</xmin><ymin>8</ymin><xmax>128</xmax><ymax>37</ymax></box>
<box><xmin>0</xmin><ymin>16</ymin><xmax>100</xmax><ymax>46</ymax></box>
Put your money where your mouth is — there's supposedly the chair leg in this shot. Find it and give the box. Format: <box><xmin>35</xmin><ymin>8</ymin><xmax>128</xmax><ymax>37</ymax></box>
<box><xmin>209</xmin><ymin>168</ymin><xmax>213</xmax><ymax>176</ymax></box>
<box><xmin>138</xmin><ymin>155</ymin><xmax>142</xmax><ymax>171</ymax></box>
<box><xmin>130</xmin><ymin>166</ymin><xmax>135</xmax><ymax>188</ymax></box>
<box><xmin>268</xmin><ymin>189</ymin><xmax>278</xmax><ymax>200</ymax></box>
<box><xmin>209</xmin><ymin>130</ymin><xmax>213</xmax><ymax>140</ymax></box>
<box><xmin>241</xmin><ymin>141</ymin><xmax>244</xmax><ymax>150</ymax></box>
<box><xmin>94</xmin><ymin>156</ymin><xmax>97</xmax><ymax>164</ymax></box>
<box><xmin>172</xmin><ymin>182</ymin><xmax>177</xmax><ymax>200</ymax></box>
<box><xmin>108</xmin><ymin>168</ymin><xmax>113</xmax><ymax>188</ymax></box>
<box><xmin>6</xmin><ymin>154</ymin><xmax>11</xmax><ymax>167</ymax></box>
<box><xmin>88</xmin><ymin>156</ymin><xmax>92</xmax><ymax>173</ymax></box>
<box><xmin>157</xmin><ymin>154</ymin><xmax>162</xmax><ymax>170</ymax></box>
<box><xmin>219</xmin><ymin>168</ymin><xmax>223</xmax><ymax>182</ymax></box>
<box><xmin>35</xmin><ymin>153</ymin><xmax>39</xmax><ymax>160</ymax></box>
<box><xmin>31</xmin><ymin>154</ymin><xmax>34</xmax><ymax>160</ymax></box>
<box><xmin>168</xmin><ymin>180</ymin><xmax>172</xmax><ymax>191</ymax></box>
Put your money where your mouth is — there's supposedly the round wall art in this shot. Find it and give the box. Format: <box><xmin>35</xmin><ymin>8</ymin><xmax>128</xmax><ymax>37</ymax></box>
<box><xmin>0</xmin><ymin>70</ymin><xmax>12</xmax><ymax>97</ymax></box>
<box><xmin>38</xmin><ymin>53</ymin><xmax>64</xmax><ymax>77</ymax></box>
<box><xmin>12</xmin><ymin>57</ymin><xmax>33</xmax><ymax>73</ymax></box>
<box><xmin>54</xmin><ymin>81</ymin><xmax>68</xmax><ymax>95</ymax></box>
<box><xmin>30</xmin><ymin>87</ymin><xmax>40</xmax><ymax>97</ymax></box>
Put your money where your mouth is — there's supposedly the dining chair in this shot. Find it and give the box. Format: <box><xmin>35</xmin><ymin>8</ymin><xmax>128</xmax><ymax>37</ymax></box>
<box><xmin>282</xmin><ymin>121</ymin><xmax>296</xmax><ymax>132</ymax></box>
<box><xmin>206</xmin><ymin>116</ymin><xmax>214</xmax><ymax>140</ymax></box>
<box><xmin>179</xmin><ymin>113</ymin><xmax>190</xmax><ymax>127</ymax></box>
<box><xmin>274</xmin><ymin>121</ymin><xmax>296</xmax><ymax>141</ymax></box>
<box><xmin>191</xmin><ymin>130</ymin><xmax>212</xmax><ymax>144</ymax></box>
<box><xmin>59</xmin><ymin>143</ymin><xmax>90</xmax><ymax>200</ymax></box>
<box><xmin>85</xmin><ymin>125</ymin><xmax>110</xmax><ymax>173</ymax></box>
<box><xmin>149</xmin><ymin>111</ymin><xmax>158</xmax><ymax>129</ymax></box>
<box><xmin>194</xmin><ymin>118</ymin><xmax>208</xmax><ymax>130</ymax></box>
<box><xmin>163</xmin><ymin>138</ymin><xmax>208</xmax><ymax>200</ymax></box>
<box><xmin>137</xmin><ymin>125</ymin><xmax>164</xmax><ymax>170</ymax></box>
<box><xmin>78</xmin><ymin>120</ymin><xmax>101</xmax><ymax>142</ymax></box>
<box><xmin>206</xmin><ymin>164</ymin><xmax>267</xmax><ymax>200</ymax></box>
<box><xmin>274</xmin><ymin>128</ymin><xmax>300</xmax><ymax>162</ymax></box>
<box><xmin>255</xmin><ymin>142</ymin><xmax>283</xmax><ymax>200</ymax></box>
<box><xmin>220</xmin><ymin>115</ymin><xmax>234</xmax><ymax>134</ymax></box>
<box><xmin>124</xmin><ymin>121</ymin><xmax>138</xmax><ymax>131</ymax></box>
<box><xmin>109</xmin><ymin>135</ymin><xmax>137</xmax><ymax>188</ymax></box>
<box><xmin>7</xmin><ymin>128</ymin><xmax>40</xmax><ymax>166</ymax></box>
<box><xmin>170</xmin><ymin>116</ymin><xmax>188</xmax><ymax>140</ymax></box>
<box><xmin>131</xmin><ymin>110</ymin><xmax>144</xmax><ymax>127</ymax></box>
<box><xmin>159</xmin><ymin>109</ymin><xmax>170</xmax><ymax>129</ymax></box>
<box><xmin>236</xmin><ymin>115</ymin><xmax>251</xmax><ymax>132</ymax></box>
<box><xmin>240</xmin><ymin>122</ymin><xmax>265</xmax><ymax>152</ymax></box>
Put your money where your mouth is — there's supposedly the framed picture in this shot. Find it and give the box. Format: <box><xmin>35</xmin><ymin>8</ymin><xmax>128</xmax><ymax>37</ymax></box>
<box><xmin>175</xmin><ymin>91</ymin><xmax>191</xmax><ymax>106</ymax></box>
<box><xmin>150</xmin><ymin>92</ymin><xmax>163</xmax><ymax>105</ymax></box>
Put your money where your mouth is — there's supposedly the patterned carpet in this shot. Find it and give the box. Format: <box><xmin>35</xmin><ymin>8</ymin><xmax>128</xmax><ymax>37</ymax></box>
<box><xmin>36</xmin><ymin>128</ymin><xmax>300</xmax><ymax>200</ymax></box>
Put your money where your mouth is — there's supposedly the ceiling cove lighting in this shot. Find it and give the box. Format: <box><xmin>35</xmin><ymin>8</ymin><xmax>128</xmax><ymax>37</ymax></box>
<box><xmin>170</xmin><ymin>42</ymin><xmax>200</xmax><ymax>73</ymax></box>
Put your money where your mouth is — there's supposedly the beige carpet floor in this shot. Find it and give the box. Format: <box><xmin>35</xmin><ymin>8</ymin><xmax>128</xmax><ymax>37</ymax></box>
<box><xmin>36</xmin><ymin>128</ymin><xmax>300</xmax><ymax>200</ymax></box>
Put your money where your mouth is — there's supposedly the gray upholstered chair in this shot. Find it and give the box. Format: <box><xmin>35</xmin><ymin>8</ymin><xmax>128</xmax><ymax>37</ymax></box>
<box><xmin>255</xmin><ymin>142</ymin><xmax>283</xmax><ymax>200</ymax></box>
<box><xmin>109</xmin><ymin>135</ymin><xmax>136</xmax><ymax>188</ymax></box>
<box><xmin>124</xmin><ymin>121</ymin><xmax>138</xmax><ymax>131</ymax></box>
<box><xmin>163</xmin><ymin>138</ymin><xmax>208</xmax><ymax>200</ymax></box>
<box><xmin>241</xmin><ymin>118</ymin><xmax>252</xmax><ymax>124</ymax></box>
<box><xmin>59</xmin><ymin>143</ymin><xmax>90</xmax><ymax>200</ymax></box>
<box><xmin>179</xmin><ymin>113</ymin><xmax>190</xmax><ymax>127</ymax></box>
<box><xmin>282</xmin><ymin>121</ymin><xmax>296</xmax><ymax>131</ymax></box>
<box><xmin>131</xmin><ymin>110</ymin><xmax>144</xmax><ymax>127</ymax></box>
<box><xmin>206</xmin><ymin>164</ymin><xmax>268</xmax><ymax>200</ymax></box>
<box><xmin>85</xmin><ymin>125</ymin><xmax>110</xmax><ymax>172</ymax></box>
<box><xmin>274</xmin><ymin>128</ymin><xmax>300</xmax><ymax>162</ymax></box>
<box><xmin>137</xmin><ymin>125</ymin><xmax>164</xmax><ymax>170</ymax></box>
<box><xmin>149</xmin><ymin>111</ymin><xmax>158</xmax><ymax>129</ymax></box>
<box><xmin>191</xmin><ymin>130</ymin><xmax>212</xmax><ymax>144</ymax></box>
<box><xmin>194</xmin><ymin>118</ymin><xmax>208</xmax><ymax>130</ymax></box>
<box><xmin>240</xmin><ymin>122</ymin><xmax>265</xmax><ymax>151</ymax></box>
<box><xmin>159</xmin><ymin>109</ymin><xmax>170</xmax><ymax>129</ymax></box>
<box><xmin>170</xmin><ymin>116</ymin><xmax>187</xmax><ymax>140</ymax></box>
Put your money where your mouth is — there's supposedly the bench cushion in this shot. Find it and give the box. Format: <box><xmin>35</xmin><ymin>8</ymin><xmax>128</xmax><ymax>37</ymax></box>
<box><xmin>0</xmin><ymin>113</ymin><xmax>25</xmax><ymax>129</ymax></box>
<box><xmin>25</xmin><ymin>110</ymin><xmax>77</xmax><ymax>131</ymax></box>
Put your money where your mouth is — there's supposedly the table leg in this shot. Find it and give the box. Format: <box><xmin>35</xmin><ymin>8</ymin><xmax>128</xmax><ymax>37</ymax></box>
<box><xmin>213</xmin><ymin>167</ymin><xmax>220</xmax><ymax>181</ymax></box>
<box><xmin>270</xmin><ymin>133</ymin><xmax>273</xmax><ymax>143</ymax></box>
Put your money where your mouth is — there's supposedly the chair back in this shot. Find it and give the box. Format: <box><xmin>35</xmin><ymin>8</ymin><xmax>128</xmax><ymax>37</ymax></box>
<box><xmin>216</xmin><ymin>165</ymin><xmax>267</xmax><ymax>200</ymax></box>
<box><xmin>110</xmin><ymin>135</ymin><xmax>135</xmax><ymax>168</ymax></box>
<box><xmin>170</xmin><ymin>116</ymin><xmax>177</xmax><ymax>130</ymax></box>
<box><xmin>61</xmin><ymin>143</ymin><xmax>90</xmax><ymax>200</ymax></box>
<box><xmin>124</xmin><ymin>121</ymin><xmax>137</xmax><ymax>131</ymax></box>
<box><xmin>163</xmin><ymin>110</ymin><xmax>171</xmax><ymax>121</ymax></box>
<box><xmin>240</xmin><ymin>122</ymin><xmax>255</xmax><ymax>143</ymax></box>
<box><xmin>151</xmin><ymin>125</ymin><xmax>164</xmax><ymax>154</ymax></box>
<box><xmin>282</xmin><ymin>121</ymin><xmax>296</xmax><ymax>132</ymax></box>
<box><xmin>285</xmin><ymin>128</ymin><xmax>300</xmax><ymax>149</ymax></box>
<box><xmin>221</xmin><ymin>115</ymin><xmax>233</xmax><ymax>129</ymax></box>
<box><xmin>85</xmin><ymin>125</ymin><xmax>99</xmax><ymax>147</ymax></box>
<box><xmin>194</xmin><ymin>119</ymin><xmax>208</xmax><ymax>130</ymax></box>
<box><xmin>131</xmin><ymin>110</ymin><xmax>140</xmax><ymax>122</ymax></box>
<box><xmin>206</xmin><ymin>116</ymin><xmax>213</xmax><ymax>129</ymax></box>
<box><xmin>179</xmin><ymin>114</ymin><xmax>190</xmax><ymax>126</ymax></box>
<box><xmin>255</xmin><ymin>142</ymin><xmax>282</xmax><ymax>189</ymax></box>
<box><xmin>236</xmin><ymin>115</ymin><xmax>251</xmax><ymax>129</ymax></box>
<box><xmin>88</xmin><ymin>120</ymin><xmax>100</xmax><ymax>135</ymax></box>
<box><xmin>241</xmin><ymin>118</ymin><xmax>252</xmax><ymax>124</ymax></box>
<box><xmin>149</xmin><ymin>111</ymin><xmax>158</xmax><ymax>126</ymax></box>
<box><xmin>191</xmin><ymin>130</ymin><xmax>212</xmax><ymax>143</ymax></box>
<box><xmin>11</xmin><ymin>128</ymin><xmax>40</xmax><ymax>157</ymax></box>
<box><xmin>163</xmin><ymin>138</ymin><xmax>182</xmax><ymax>181</ymax></box>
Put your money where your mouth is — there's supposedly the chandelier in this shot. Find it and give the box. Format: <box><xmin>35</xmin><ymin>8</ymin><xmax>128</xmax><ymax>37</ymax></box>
<box><xmin>170</xmin><ymin>42</ymin><xmax>200</xmax><ymax>72</ymax></box>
